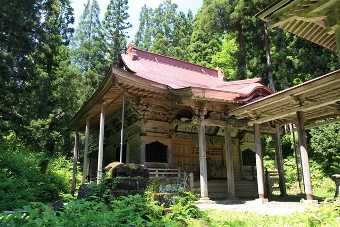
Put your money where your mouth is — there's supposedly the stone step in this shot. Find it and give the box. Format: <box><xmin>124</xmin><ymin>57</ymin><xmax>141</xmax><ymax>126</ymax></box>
<box><xmin>192</xmin><ymin>180</ymin><xmax>258</xmax><ymax>198</ymax></box>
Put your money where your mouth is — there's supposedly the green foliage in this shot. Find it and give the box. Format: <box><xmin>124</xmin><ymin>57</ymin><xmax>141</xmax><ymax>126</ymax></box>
<box><xmin>135</xmin><ymin>5</ymin><xmax>154</xmax><ymax>50</ymax></box>
<box><xmin>198</xmin><ymin>201</ymin><xmax>340</xmax><ymax>227</ymax></box>
<box><xmin>135</xmin><ymin>1</ymin><xmax>194</xmax><ymax>61</ymax></box>
<box><xmin>164</xmin><ymin>192</ymin><xmax>202</xmax><ymax>225</ymax></box>
<box><xmin>0</xmin><ymin>0</ymin><xmax>82</xmax><ymax>159</ymax></box>
<box><xmin>266</xmin><ymin>155</ymin><xmax>335</xmax><ymax>198</ymax></box>
<box><xmin>0</xmin><ymin>133</ymin><xmax>75</xmax><ymax>211</ymax></box>
<box><xmin>211</xmin><ymin>33</ymin><xmax>238</xmax><ymax>79</ymax></box>
<box><xmin>0</xmin><ymin>191</ymin><xmax>202</xmax><ymax>226</ymax></box>
<box><xmin>103</xmin><ymin>0</ymin><xmax>131</xmax><ymax>63</ymax></box>
<box><xmin>310</xmin><ymin>123</ymin><xmax>340</xmax><ymax>174</ymax></box>
<box><xmin>71</xmin><ymin>0</ymin><xmax>108</xmax><ymax>99</ymax></box>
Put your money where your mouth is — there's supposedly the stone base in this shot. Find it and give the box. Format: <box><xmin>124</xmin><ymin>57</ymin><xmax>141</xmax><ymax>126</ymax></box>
<box><xmin>255</xmin><ymin>198</ymin><xmax>269</xmax><ymax>204</ymax></box>
<box><xmin>301</xmin><ymin>199</ymin><xmax>318</xmax><ymax>205</ymax></box>
<box><xmin>196</xmin><ymin>197</ymin><xmax>216</xmax><ymax>204</ymax></box>
<box><xmin>217</xmin><ymin>197</ymin><xmax>240</xmax><ymax>205</ymax></box>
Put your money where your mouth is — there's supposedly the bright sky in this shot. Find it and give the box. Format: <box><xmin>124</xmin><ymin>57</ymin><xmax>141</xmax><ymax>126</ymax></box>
<box><xmin>71</xmin><ymin>0</ymin><xmax>203</xmax><ymax>40</ymax></box>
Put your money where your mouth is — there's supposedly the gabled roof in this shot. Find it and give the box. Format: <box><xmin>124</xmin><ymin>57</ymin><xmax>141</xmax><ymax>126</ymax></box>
<box><xmin>71</xmin><ymin>45</ymin><xmax>273</xmax><ymax>129</ymax></box>
<box><xmin>121</xmin><ymin>44</ymin><xmax>272</xmax><ymax>102</ymax></box>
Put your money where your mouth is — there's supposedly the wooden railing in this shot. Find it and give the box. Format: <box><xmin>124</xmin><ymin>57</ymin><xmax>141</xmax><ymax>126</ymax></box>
<box><xmin>265</xmin><ymin>170</ymin><xmax>280</xmax><ymax>196</ymax></box>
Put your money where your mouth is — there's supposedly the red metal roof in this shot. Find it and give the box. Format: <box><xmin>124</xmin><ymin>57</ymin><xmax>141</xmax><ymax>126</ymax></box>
<box><xmin>121</xmin><ymin>44</ymin><xmax>273</xmax><ymax>102</ymax></box>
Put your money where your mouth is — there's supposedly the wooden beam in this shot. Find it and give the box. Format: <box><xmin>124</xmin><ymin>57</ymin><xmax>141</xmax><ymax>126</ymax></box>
<box><xmin>203</xmin><ymin>119</ymin><xmax>227</xmax><ymax>127</ymax></box>
<box><xmin>296</xmin><ymin>111</ymin><xmax>313</xmax><ymax>200</ymax></box>
<box><xmin>249</xmin><ymin>97</ymin><xmax>340</xmax><ymax>125</ymax></box>
<box><xmin>305</xmin><ymin>116</ymin><xmax>340</xmax><ymax>129</ymax></box>
<box><xmin>231</xmin><ymin>71</ymin><xmax>340</xmax><ymax>117</ymax></box>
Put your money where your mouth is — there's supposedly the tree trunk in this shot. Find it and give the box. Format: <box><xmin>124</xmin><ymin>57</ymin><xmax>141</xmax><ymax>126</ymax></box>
<box><xmin>236</xmin><ymin>21</ymin><xmax>246</xmax><ymax>79</ymax></box>
<box><xmin>263</xmin><ymin>24</ymin><xmax>275</xmax><ymax>92</ymax></box>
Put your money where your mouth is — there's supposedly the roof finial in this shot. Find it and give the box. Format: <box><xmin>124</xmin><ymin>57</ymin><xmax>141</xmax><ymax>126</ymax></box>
<box><xmin>127</xmin><ymin>43</ymin><xmax>138</xmax><ymax>60</ymax></box>
<box><xmin>216</xmin><ymin>68</ymin><xmax>225</xmax><ymax>81</ymax></box>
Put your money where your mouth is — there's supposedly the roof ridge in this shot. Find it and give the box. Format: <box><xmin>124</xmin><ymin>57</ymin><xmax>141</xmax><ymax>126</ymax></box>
<box><xmin>128</xmin><ymin>45</ymin><xmax>218</xmax><ymax>77</ymax></box>
<box><xmin>222</xmin><ymin>77</ymin><xmax>263</xmax><ymax>85</ymax></box>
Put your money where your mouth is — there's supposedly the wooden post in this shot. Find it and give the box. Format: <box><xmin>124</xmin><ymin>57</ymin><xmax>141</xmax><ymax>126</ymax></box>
<box><xmin>225</xmin><ymin>125</ymin><xmax>235</xmax><ymax>197</ymax></box>
<box><xmin>290</xmin><ymin>123</ymin><xmax>303</xmax><ymax>193</ymax></box>
<box><xmin>254</xmin><ymin>124</ymin><xmax>265</xmax><ymax>199</ymax></box>
<box><xmin>198</xmin><ymin>118</ymin><xmax>209</xmax><ymax>199</ymax></box>
<box><xmin>296</xmin><ymin>111</ymin><xmax>313</xmax><ymax>200</ymax></box>
<box><xmin>97</xmin><ymin>104</ymin><xmax>105</xmax><ymax>184</ymax></box>
<box><xmin>71</xmin><ymin>133</ymin><xmax>79</xmax><ymax>196</ymax></box>
<box><xmin>82</xmin><ymin>119</ymin><xmax>90</xmax><ymax>184</ymax></box>
<box><xmin>189</xmin><ymin>172</ymin><xmax>194</xmax><ymax>191</ymax></box>
<box><xmin>336</xmin><ymin>25</ymin><xmax>340</xmax><ymax>65</ymax></box>
<box><xmin>119</xmin><ymin>95</ymin><xmax>125</xmax><ymax>163</ymax></box>
<box><xmin>126</xmin><ymin>142</ymin><xmax>130</xmax><ymax>163</ymax></box>
<box><xmin>275</xmin><ymin>125</ymin><xmax>287</xmax><ymax>196</ymax></box>
<box><xmin>140</xmin><ymin>140</ymin><xmax>145</xmax><ymax>164</ymax></box>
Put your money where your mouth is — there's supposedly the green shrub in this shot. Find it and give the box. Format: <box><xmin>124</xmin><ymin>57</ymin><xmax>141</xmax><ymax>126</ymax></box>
<box><xmin>310</xmin><ymin>123</ymin><xmax>340</xmax><ymax>174</ymax></box>
<box><xmin>0</xmin><ymin>133</ymin><xmax>75</xmax><ymax>211</ymax></box>
<box><xmin>0</xmin><ymin>192</ymin><xmax>202</xmax><ymax>227</ymax></box>
<box><xmin>282</xmin><ymin>156</ymin><xmax>335</xmax><ymax>198</ymax></box>
<box><xmin>163</xmin><ymin>192</ymin><xmax>202</xmax><ymax>225</ymax></box>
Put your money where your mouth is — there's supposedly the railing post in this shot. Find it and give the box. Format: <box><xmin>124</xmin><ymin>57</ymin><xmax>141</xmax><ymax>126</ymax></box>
<box><xmin>189</xmin><ymin>172</ymin><xmax>194</xmax><ymax>191</ymax></box>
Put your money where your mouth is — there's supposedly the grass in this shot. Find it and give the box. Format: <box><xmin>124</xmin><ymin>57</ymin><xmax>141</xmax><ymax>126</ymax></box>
<box><xmin>187</xmin><ymin>201</ymin><xmax>340</xmax><ymax>227</ymax></box>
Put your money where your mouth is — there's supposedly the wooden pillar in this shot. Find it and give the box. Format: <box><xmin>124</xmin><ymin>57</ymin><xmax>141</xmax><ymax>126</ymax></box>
<box><xmin>224</xmin><ymin>125</ymin><xmax>235</xmax><ymax>197</ymax></box>
<box><xmin>126</xmin><ymin>142</ymin><xmax>130</xmax><ymax>163</ymax></box>
<box><xmin>97</xmin><ymin>104</ymin><xmax>105</xmax><ymax>184</ymax></box>
<box><xmin>189</xmin><ymin>172</ymin><xmax>194</xmax><ymax>191</ymax></box>
<box><xmin>140</xmin><ymin>139</ymin><xmax>145</xmax><ymax>164</ymax></box>
<box><xmin>71</xmin><ymin>133</ymin><xmax>79</xmax><ymax>195</ymax></box>
<box><xmin>254</xmin><ymin>124</ymin><xmax>265</xmax><ymax>199</ymax></box>
<box><xmin>119</xmin><ymin>95</ymin><xmax>125</xmax><ymax>163</ymax></box>
<box><xmin>296</xmin><ymin>111</ymin><xmax>313</xmax><ymax>200</ymax></box>
<box><xmin>198</xmin><ymin>119</ymin><xmax>209</xmax><ymax>199</ymax></box>
<box><xmin>82</xmin><ymin>119</ymin><xmax>90</xmax><ymax>184</ymax></box>
<box><xmin>167</xmin><ymin>142</ymin><xmax>173</xmax><ymax>167</ymax></box>
<box><xmin>274</xmin><ymin>125</ymin><xmax>287</xmax><ymax>196</ymax></box>
<box><xmin>336</xmin><ymin>26</ymin><xmax>340</xmax><ymax>65</ymax></box>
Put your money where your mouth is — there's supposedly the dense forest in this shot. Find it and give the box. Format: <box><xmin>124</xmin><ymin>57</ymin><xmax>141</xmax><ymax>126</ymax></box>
<box><xmin>0</xmin><ymin>0</ymin><xmax>339</xmax><ymax>222</ymax></box>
